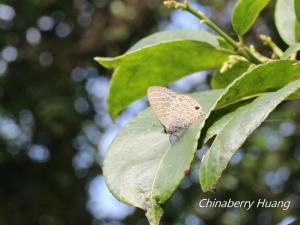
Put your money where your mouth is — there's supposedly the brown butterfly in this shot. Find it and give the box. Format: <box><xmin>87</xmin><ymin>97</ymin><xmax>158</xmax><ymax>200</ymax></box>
<box><xmin>147</xmin><ymin>86</ymin><xmax>203</xmax><ymax>144</ymax></box>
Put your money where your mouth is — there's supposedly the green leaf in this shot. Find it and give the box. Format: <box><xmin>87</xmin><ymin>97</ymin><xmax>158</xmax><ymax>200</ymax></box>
<box><xmin>200</xmin><ymin>79</ymin><xmax>300</xmax><ymax>192</ymax></box>
<box><xmin>215</xmin><ymin>60</ymin><xmax>300</xmax><ymax>109</ymax></box>
<box><xmin>296</xmin><ymin>0</ymin><xmax>300</xmax><ymax>24</ymax></box>
<box><xmin>126</xmin><ymin>29</ymin><xmax>219</xmax><ymax>53</ymax></box>
<box><xmin>203</xmin><ymin>111</ymin><xmax>236</xmax><ymax>144</ymax></box>
<box><xmin>211</xmin><ymin>61</ymin><xmax>251</xmax><ymax>89</ymax></box>
<box><xmin>200</xmin><ymin>60</ymin><xmax>300</xmax><ymax>191</ymax></box>
<box><xmin>232</xmin><ymin>0</ymin><xmax>270</xmax><ymax>36</ymax></box>
<box><xmin>281</xmin><ymin>42</ymin><xmax>300</xmax><ymax>59</ymax></box>
<box><xmin>95</xmin><ymin>29</ymin><xmax>229</xmax><ymax>119</ymax></box>
<box><xmin>275</xmin><ymin>0</ymin><xmax>300</xmax><ymax>45</ymax></box>
<box><xmin>103</xmin><ymin>89</ymin><xmax>223</xmax><ymax>225</ymax></box>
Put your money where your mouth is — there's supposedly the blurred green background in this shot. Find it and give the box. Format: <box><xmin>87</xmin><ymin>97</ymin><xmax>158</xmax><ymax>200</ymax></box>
<box><xmin>0</xmin><ymin>0</ymin><xmax>299</xmax><ymax>225</ymax></box>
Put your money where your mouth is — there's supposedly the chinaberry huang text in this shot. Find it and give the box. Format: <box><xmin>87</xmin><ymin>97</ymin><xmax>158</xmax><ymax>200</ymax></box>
<box><xmin>199</xmin><ymin>198</ymin><xmax>290</xmax><ymax>211</ymax></box>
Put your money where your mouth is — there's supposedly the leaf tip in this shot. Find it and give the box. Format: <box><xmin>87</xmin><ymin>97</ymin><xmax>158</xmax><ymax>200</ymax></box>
<box><xmin>108</xmin><ymin>108</ymin><xmax>118</xmax><ymax>123</ymax></box>
<box><xmin>200</xmin><ymin>180</ymin><xmax>216</xmax><ymax>193</ymax></box>
<box><xmin>200</xmin><ymin>179</ymin><xmax>208</xmax><ymax>192</ymax></box>
<box><xmin>93</xmin><ymin>56</ymin><xmax>115</xmax><ymax>68</ymax></box>
<box><xmin>93</xmin><ymin>56</ymin><xmax>104</xmax><ymax>64</ymax></box>
<box><xmin>107</xmin><ymin>95</ymin><xmax>119</xmax><ymax>122</ymax></box>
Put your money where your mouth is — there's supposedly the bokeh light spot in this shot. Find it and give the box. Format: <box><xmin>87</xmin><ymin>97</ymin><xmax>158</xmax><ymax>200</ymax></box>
<box><xmin>37</xmin><ymin>16</ymin><xmax>55</xmax><ymax>31</ymax></box>
<box><xmin>1</xmin><ymin>45</ymin><xmax>18</xmax><ymax>62</ymax></box>
<box><xmin>26</xmin><ymin>27</ymin><xmax>42</xmax><ymax>46</ymax></box>
<box><xmin>27</xmin><ymin>144</ymin><xmax>50</xmax><ymax>163</ymax></box>
<box><xmin>0</xmin><ymin>4</ymin><xmax>15</xmax><ymax>21</ymax></box>
<box><xmin>87</xmin><ymin>176</ymin><xmax>135</xmax><ymax>219</ymax></box>
<box><xmin>55</xmin><ymin>22</ymin><xmax>71</xmax><ymax>38</ymax></box>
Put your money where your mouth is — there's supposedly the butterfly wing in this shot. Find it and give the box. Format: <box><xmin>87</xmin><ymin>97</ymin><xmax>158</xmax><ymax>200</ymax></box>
<box><xmin>147</xmin><ymin>86</ymin><xmax>177</xmax><ymax>130</ymax></box>
<box><xmin>171</xmin><ymin>94</ymin><xmax>203</xmax><ymax>128</ymax></box>
<box><xmin>147</xmin><ymin>86</ymin><xmax>203</xmax><ymax>132</ymax></box>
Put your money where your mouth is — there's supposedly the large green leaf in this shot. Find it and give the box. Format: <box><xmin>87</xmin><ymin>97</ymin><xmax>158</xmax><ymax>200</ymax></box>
<box><xmin>275</xmin><ymin>0</ymin><xmax>300</xmax><ymax>45</ymax></box>
<box><xmin>215</xmin><ymin>60</ymin><xmax>300</xmax><ymax>108</ymax></box>
<box><xmin>200</xmin><ymin>79</ymin><xmax>300</xmax><ymax>191</ymax></box>
<box><xmin>95</xmin><ymin>29</ymin><xmax>229</xmax><ymax>119</ymax></box>
<box><xmin>231</xmin><ymin>0</ymin><xmax>270</xmax><ymax>36</ymax></box>
<box><xmin>211</xmin><ymin>61</ymin><xmax>251</xmax><ymax>89</ymax></box>
<box><xmin>103</xmin><ymin>90</ymin><xmax>223</xmax><ymax>225</ymax></box>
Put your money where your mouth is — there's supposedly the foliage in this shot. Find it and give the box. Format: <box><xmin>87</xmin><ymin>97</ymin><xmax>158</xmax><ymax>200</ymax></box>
<box><xmin>275</xmin><ymin>0</ymin><xmax>300</xmax><ymax>45</ymax></box>
<box><xmin>97</xmin><ymin>0</ymin><xmax>300</xmax><ymax>224</ymax></box>
<box><xmin>231</xmin><ymin>0</ymin><xmax>270</xmax><ymax>36</ymax></box>
<box><xmin>96</xmin><ymin>29</ymin><xmax>229</xmax><ymax>119</ymax></box>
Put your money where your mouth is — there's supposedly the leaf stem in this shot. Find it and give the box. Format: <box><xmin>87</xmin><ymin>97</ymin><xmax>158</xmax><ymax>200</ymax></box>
<box><xmin>259</xmin><ymin>34</ymin><xmax>283</xmax><ymax>58</ymax></box>
<box><xmin>163</xmin><ymin>0</ymin><xmax>263</xmax><ymax>64</ymax></box>
<box><xmin>185</xmin><ymin>4</ymin><xmax>237</xmax><ymax>47</ymax></box>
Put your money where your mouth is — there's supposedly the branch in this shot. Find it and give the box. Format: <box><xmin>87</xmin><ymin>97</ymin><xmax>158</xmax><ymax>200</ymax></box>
<box><xmin>164</xmin><ymin>0</ymin><xmax>263</xmax><ymax>64</ymax></box>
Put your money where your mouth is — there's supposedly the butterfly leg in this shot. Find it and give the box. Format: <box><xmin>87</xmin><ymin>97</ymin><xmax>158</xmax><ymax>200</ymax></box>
<box><xmin>161</xmin><ymin>126</ymin><xmax>168</xmax><ymax>134</ymax></box>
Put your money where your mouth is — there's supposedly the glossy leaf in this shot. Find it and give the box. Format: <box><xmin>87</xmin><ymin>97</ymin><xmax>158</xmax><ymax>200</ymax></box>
<box><xmin>103</xmin><ymin>90</ymin><xmax>223</xmax><ymax>225</ymax></box>
<box><xmin>200</xmin><ymin>79</ymin><xmax>300</xmax><ymax>191</ymax></box>
<box><xmin>211</xmin><ymin>61</ymin><xmax>251</xmax><ymax>89</ymax></box>
<box><xmin>275</xmin><ymin>0</ymin><xmax>300</xmax><ymax>45</ymax></box>
<box><xmin>95</xmin><ymin>29</ymin><xmax>229</xmax><ymax>119</ymax></box>
<box><xmin>232</xmin><ymin>0</ymin><xmax>270</xmax><ymax>36</ymax></box>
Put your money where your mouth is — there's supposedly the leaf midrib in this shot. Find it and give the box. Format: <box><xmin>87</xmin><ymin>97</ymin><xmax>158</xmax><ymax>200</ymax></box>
<box><xmin>150</xmin><ymin>143</ymin><xmax>172</xmax><ymax>207</ymax></box>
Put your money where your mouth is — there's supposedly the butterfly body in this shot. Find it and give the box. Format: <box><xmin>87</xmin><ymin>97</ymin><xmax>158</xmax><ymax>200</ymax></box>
<box><xmin>147</xmin><ymin>86</ymin><xmax>203</xmax><ymax>144</ymax></box>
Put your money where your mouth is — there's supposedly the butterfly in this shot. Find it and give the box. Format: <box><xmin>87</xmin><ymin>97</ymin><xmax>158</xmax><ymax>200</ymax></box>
<box><xmin>147</xmin><ymin>86</ymin><xmax>203</xmax><ymax>144</ymax></box>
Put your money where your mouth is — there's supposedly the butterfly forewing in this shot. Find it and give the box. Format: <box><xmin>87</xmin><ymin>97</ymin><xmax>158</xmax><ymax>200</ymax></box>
<box><xmin>147</xmin><ymin>86</ymin><xmax>177</xmax><ymax>130</ymax></box>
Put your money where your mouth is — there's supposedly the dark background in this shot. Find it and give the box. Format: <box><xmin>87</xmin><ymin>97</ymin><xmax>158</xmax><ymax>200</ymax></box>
<box><xmin>0</xmin><ymin>0</ymin><xmax>299</xmax><ymax>225</ymax></box>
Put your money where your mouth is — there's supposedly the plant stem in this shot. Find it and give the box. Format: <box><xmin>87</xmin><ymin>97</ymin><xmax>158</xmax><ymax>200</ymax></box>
<box><xmin>259</xmin><ymin>34</ymin><xmax>283</xmax><ymax>58</ymax></box>
<box><xmin>185</xmin><ymin>5</ymin><xmax>238</xmax><ymax>48</ymax></box>
<box><xmin>163</xmin><ymin>0</ymin><xmax>263</xmax><ymax>64</ymax></box>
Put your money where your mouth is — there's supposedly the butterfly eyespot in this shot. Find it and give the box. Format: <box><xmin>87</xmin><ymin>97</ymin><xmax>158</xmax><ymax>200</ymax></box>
<box><xmin>195</xmin><ymin>106</ymin><xmax>200</xmax><ymax>110</ymax></box>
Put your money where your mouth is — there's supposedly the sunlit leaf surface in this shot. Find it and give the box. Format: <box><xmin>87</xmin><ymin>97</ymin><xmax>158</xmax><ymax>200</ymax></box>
<box><xmin>96</xmin><ymin>29</ymin><xmax>230</xmax><ymax>119</ymax></box>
